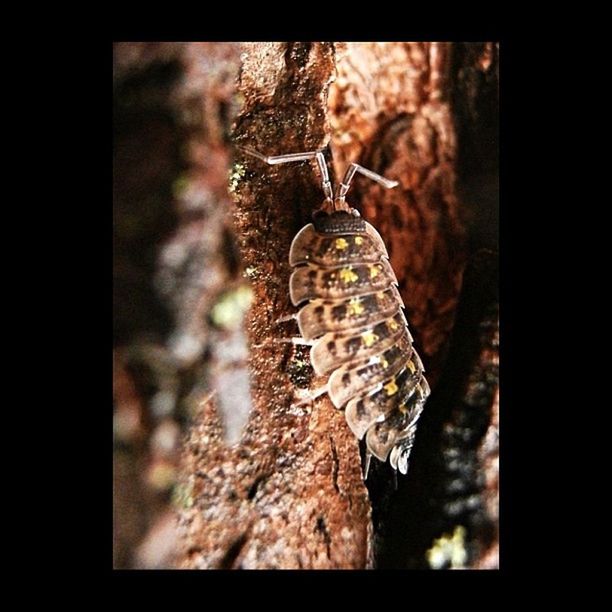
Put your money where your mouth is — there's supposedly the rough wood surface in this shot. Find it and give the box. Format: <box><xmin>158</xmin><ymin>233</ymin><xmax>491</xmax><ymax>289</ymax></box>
<box><xmin>113</xmin><ymin>41</ymin><xmax>499</xmax><ymax>570</ymax></box>
<box><xmin>176</xmin><ymin>42</ymin><xmax>371</xmax><ymax>570</ymax></box>
<box><xmin>329</xmin><ymin>42</ymin><xmax>466</xmax><ymax>383</ymax></box>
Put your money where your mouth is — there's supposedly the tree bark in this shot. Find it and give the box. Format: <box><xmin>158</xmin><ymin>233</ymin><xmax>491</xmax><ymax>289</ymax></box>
<box><xmin>113</xmin><ymin>41</ymin><xmax>499</xmax><ymax>570</ymax></box>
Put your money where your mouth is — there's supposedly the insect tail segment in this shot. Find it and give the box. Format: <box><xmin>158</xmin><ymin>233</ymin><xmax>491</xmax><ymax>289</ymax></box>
<box><xmin>364</xmin><ymin>449</ymin><xmax>373</xmax><ymax>480</ymax></box>
<box><xmin>389</xmin><ymin>431</ymin><xmax>416</xmax><ymax>475</ymax></box>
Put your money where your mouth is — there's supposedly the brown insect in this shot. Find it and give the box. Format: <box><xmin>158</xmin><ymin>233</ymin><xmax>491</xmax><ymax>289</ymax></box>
<box><xmin>240</xmin><ymin>146</ymin><xmax>430</xmax><ymax>477</ymax></box>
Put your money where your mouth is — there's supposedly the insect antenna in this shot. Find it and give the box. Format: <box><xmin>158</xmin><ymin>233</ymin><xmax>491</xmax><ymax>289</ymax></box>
<box><xmin>335</xmin><ymin>163</ymin><xmax>399</xmax><ymax>209</ymax></box>
<box><xmin>238</xmin><ymin>146</ymin><xmax>334</xmax><ymax>203</ymax></box>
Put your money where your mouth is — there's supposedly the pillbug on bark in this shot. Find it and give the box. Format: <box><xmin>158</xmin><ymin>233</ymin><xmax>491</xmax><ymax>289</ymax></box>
<box><xmin>239</xmin><ymin>145</ymin><xmax>430</xmax><ymax>477</ymax></box>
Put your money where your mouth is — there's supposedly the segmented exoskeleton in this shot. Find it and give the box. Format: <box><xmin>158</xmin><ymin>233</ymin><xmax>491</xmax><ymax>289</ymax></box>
<box><xmin>240</xmin><ymin>145</ymin><xmax>430</xmax><ymax>476</ymax></box>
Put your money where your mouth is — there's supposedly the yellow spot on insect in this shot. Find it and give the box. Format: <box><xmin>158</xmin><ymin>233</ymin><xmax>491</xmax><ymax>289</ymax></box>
<box><xmin>384</xmin><ymin>379</ymin><xmax>398</xmax><ymax>396</ymax></box>
<box><xmin>399</xmin><ymin>404</ymin><xmax>408</xmax><ymax>414</ymax></box>
<box><xmin>335</xmin><ymin>238</ymin><xmax>349</xmax><ymax>250</ymax></box>
<box><xmin>387</xmin><ymin>319</ymin><xmax>399</xmax><ymax>331</ymax></box>
<box><xmin>377</xmin><ymin>292</ymin><xmax>385</xmax><ymax>301</ymax></box>
<box><xmin>370</xmin><ymin>265</ymin><xmax>381</xmax><ymax>279</ymax></box>
<box><xmin>380</xmin><ymin>358</ymin><xmax>389</xmax><ymax>369</ymax></box>
<box><xmin>407</xmin><ymin>360</ymin><xmax>416</xmax><ymax>374</ymax></box>
<box><xmin>339</xmin><ymin>267</ymin><xmax>359</xmax><ymax>284</ymax></box>
<box><xmin>347</xmin><ymin>297</ymin><xmax>365</xmax><ymax>316</ymax></box>
<box><xmin>361</xmin><ymin>331</ymin><xmax>379</xmax><ymax>347</ymax></box>
<box><xmin>354</xmin><ymin>236</ymin><xmax>364</xmax><ymax>246</ymax></box>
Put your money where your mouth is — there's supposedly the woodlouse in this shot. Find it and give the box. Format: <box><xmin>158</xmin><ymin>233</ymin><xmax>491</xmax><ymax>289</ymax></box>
<box><xmin>240</xmin><ymin>145</ymin><xmax>430</xmax><ymax>476</ymax></box>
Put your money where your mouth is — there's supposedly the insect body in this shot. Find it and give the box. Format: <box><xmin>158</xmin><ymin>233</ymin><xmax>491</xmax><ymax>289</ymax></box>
<box><xmin>240</xmin><ymin>145</ymin><xmax>430</xmax><ymax>476</ymax></box>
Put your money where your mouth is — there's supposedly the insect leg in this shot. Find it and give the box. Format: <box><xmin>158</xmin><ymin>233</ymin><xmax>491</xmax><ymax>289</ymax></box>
<box><xmin>252</xmin><ymin>337</ymin><xmax>314</xmax><ymax>349</ymax></box>
<box><xmin>275</xmin><ymin>313</ymin><xmax>298</xmax><ymax>323</ymax></box>
<box><xmin>290</xmin><ymin>384</ymin><xmax>328</xmax><ymax>409</ymax></box>
<box><xmin>238</xmin><ymin>146</ymin><xmax>333</xmax><ymax>202</ymax></box>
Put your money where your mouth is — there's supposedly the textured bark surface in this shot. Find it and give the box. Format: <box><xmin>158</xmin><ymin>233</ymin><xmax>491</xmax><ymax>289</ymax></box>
<box><xmin>113</xmin><ymin>41</ymin><xmax>499</xmax><ymax>570</ymax></box>
<box><xmin>113</xmin><ymin>41</ymin><xmax>247</xmax><ymax>568</ymax></box>
<box><xmin>329</xmin><ymin>42</ymin><xmax>466</xmax><ymax>384</ymax></box>
<box><xmin>175</xmin><ymin>42</ymin><xmax>371</xmax><ymax>570</ymax></box>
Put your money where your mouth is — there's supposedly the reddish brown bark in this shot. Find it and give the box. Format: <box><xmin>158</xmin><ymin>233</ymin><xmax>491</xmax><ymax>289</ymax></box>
<box><xmin>175</xmin><ymin>42</ymin><xmax>371</xmax><ymax>570</ymax></box>
<box><xmin>329</xmin><ymin>42</ymin><xmax>467</xmax><ymax>383</ymax></box>
<box><xmin>113</xmin><ymin>42</ymin><xmax>499</xmax><ymax>570</ymax></box>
